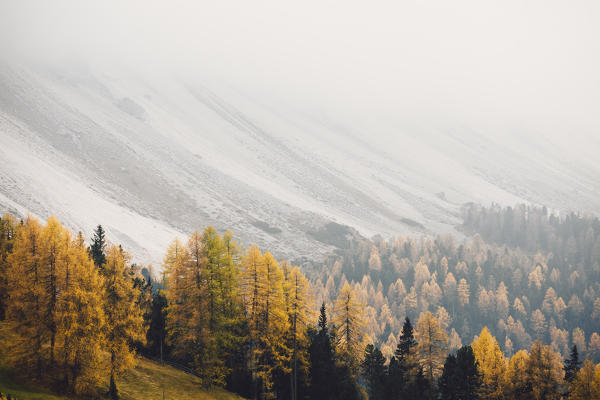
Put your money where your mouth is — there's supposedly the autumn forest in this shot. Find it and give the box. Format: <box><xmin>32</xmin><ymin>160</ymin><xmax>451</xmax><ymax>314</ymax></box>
<box><xmin>1</xmin><ymin>203</ymin><xmax>600</xmax><ymax>400</ymax></box>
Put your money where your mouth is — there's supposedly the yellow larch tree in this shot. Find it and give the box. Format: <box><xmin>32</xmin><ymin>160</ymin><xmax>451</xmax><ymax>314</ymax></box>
<box><xmin>198</xmin><ymin>227</ymin><xmax>244</xmax><ymax>387</ymax></box>
<box><xmin>332</xmin><ymin>282</ymin><xmax>366</xmax><ymax>376</ymax></box>
<box><xmin>2</xmin><ymin>217</ymin><xmax>46</xmax><ymax>378</ymax></box>
<box><xmin>39</xmin><ymin>216</ymin><xmax>71</xmax><ymax>368</ymax></box>
<box><xmin>525</xmin><ymin>341</ymin><xmax>563</xmax><ymax>400</ymax></box>
<box><xmin>0</xmin><ymin>213</ymin><xmax>18</xmax><ymax>320</ymax></box>
<box><xmin>260</xmin><ymin>251</ymin><xmax>290</xmax><ymax>398</ymax></box>
<box><xmin>472</xmin><ymin>326</ymin><xmax>506</xmax><ymax>399</ymax></box>
<box><xmin>163</xmin><ymin>237</ymin><xmax>194</xmax><ymax>360</ymax></box>
<box><xmin>568</xmin><ymin>359</ymin><xmax>600</xmax><ymax>400</ymax></box>
<box><xmin>240</xmin><ymin>244</ymin><xmax>266</xmax><ymax>395</ymax></box>
<box><xmin>414</xmin><ymin>310</ymin><xmax>448</xmax><ymax>389</ymax></box>
<box><xmin>241</xmin><ymin>244</ymin><xmax>266</xmax><ymax>338</ymax></box>
<box><xmin>103</xmin><ymin>245</ymin><xmax>145</xmax><ymax>398</ymax></box>
<box><xmin>241</xmin><ymin>245</ymin><xmax>286</xmax><ymax>398</ymax></box>
<box><xmin>504</xmin><ymin>349</ymin><xmax>529</xmax><ymax>400</ymax></box>
<box><xmin>58</xmin><ymin>232</ymin><xmax>106</xmax><ymax>393</ymax></box>
<box><xmin>186</xmin><ymin>230</ymin><xmax>211</xmax><ymax>370</ymax></box>
<box><xmin>2</xmin><ymin>217</ymin><xmax>107</xmax><ymax>394</ymax></box>
<box><xmin>284</xmin><ymin>265</ymin><xmax>314</xmax><ymax>400</ymax></box>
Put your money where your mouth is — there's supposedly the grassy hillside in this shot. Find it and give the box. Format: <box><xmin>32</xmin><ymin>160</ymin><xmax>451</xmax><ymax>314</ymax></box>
<box><xmin>0</xmin><ymin>357</ymin><xmax>244</xmax><ymax>400</ymax></box>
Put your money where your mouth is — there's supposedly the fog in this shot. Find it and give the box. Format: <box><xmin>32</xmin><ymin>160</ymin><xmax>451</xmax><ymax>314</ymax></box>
<box><xmin>1</xmin><ymin>0</ymin><xmax>599</xmax><ymax>142</ymax></box>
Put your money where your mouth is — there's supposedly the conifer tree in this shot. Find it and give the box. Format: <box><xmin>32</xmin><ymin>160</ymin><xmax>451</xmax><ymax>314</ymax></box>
<box><xmin>438</xmin><ymin>353</ymin><xmax>457</xmax><ymax>400</ymax></box>
<box><xmin>163</xmin><ymin>238</ymin><xmax>193</xmax><ymax>361</ymax></box>
<box><xmin>568</xmin><ymin>358</ymin><xmax>600</xmax><ymax>400</ymax></box>
<box><xmin>332</xmin><ymin>282</ymin><xmax>366</xmax><ymax>376</ymax></box>
<box><xmin>89</xmin><ymin>225</ymin><xmax>107</xmax><ymax>269</ymax></box>
<box><xmin>58</xmin><ymin>232</ymin><xmax>106</xmax><ymax>393</ymax></box>
<box><xmin>415</xmin><ymin>310</ymin><xmax>448</xmax><ymax>395</ymax></box>
<box><xmin>283</xmin><ymin>265</ymin><xmax>313</xmax><ymax>400</ymax></box>
<box><xmin>564</xmin><ymin>345</ymin><xmax>581</xmax><ymax>383</ymax></box>
<box><xmin>569</xmin><ymin>359</ymin><xmax>600</xmax><ymax>400</ymax></box>
<box><xmin>439</xmin><ymin>345</ymin><xmax>481</xmax><ymax>400</ymax></box>
<box><xmin>3</xmin><ymin>217</ymin><xmax>45</xmax><ymax>378</ymax></box>
<box><xmin>0</xmin><ymin>213</ymin><xmax>18</xmax><ymax>321</ymax></box>
<box><xmin>3</xmin><ymin>217</ymin><xmax>108</xmax><ymax>394</ymax></box>
<box><xmin>391</xmin><ymin>317</ymin><xmax>420</xmax><ymax>399</ymax></box>
<box><xmin>308</xmin><ymin>303</ymin><xmax>336</xmax><ymax>400</ymax></box>
<box><xmin>525</xmin><ymin>341</ymin><xmax>564</xmax><ymax>400</ymax></box>
<box><xmin>199</xmin><ymin>227</ymin><xmax>245</xmax><ymax>386</ymax></box>
<box><xmin>241</xmin><ymin>244</ymin><xmax>267</xmax><ymax>398</ymax></box>
<box><xmin>39</xmin><ymin>217</ymin><xmax>70</xmax><ymax>368</ymax></box>
<box><xmin>361</xmin><ymin>344</ymin><xmax>387</xmax><ymax>400</ymax></box>
<box><xmin>504</xmin><ymin>349</ymin><xmax>530</xmax><ymax>400</ymax></box>
<box><xmin>472</xmin><ymin>326</ymin><xmax>506</xmax><ymax>399</ymax></box>
<box><xmin>145</xmin><ymin>290</ymin><xmax>168</xmax><ymax>359</ymax></box>
<box><xmin>385</xmin><ymin>355</ymin><xmax>401</xmax><ymax>399</ymax></box>
<box><xmin>241</xmin><ymin>246</ymin><xmax>290</xmax><ymax>398</ymax></box>
<box><xmin>103</xmin><ymin>245</ymin><xmax>145</xmax><ymax>399</ymax></box>
<box><xmin>259</xmin><ymin>251</ymin><xmax>290</xmax><ymax>398</ymax></box>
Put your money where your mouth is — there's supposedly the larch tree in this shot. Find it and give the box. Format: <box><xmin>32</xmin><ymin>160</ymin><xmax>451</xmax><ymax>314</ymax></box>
<box><xmin>589</xmin><ymin>333</ymin><xmax>600</xmax><ymax>360</ymax></box>
<box><xmin>3</xmin><ymin>217</ymin><xmax>45</xmax><ymax>378</ymax></box>
<box><xmin>0</xmin><ymin>213</ymin><xmax>18</xmax><ymax>321</ymax></box>
<box><xmin>58</xmin><ymin>232</ymin><xmax>106</xmax><ymax>393</ymax></box>
<box><xmin>259</xmin><ymin>251</ymin><xmax>290</xmax><ymax>398</ymax></box>
<box><xmin>241</xmin><ymin>246</ymin><xmax>290</xmax><ymax>399</ymax></box>
<box><xmin>504</xmin><ymin>349</ymin><xmax>529</xmax><ymax>400</ymax></box>
<box><xmin>332</xmin><ymin>282</ymin><xmax>366</xmax><ymax>376</ymax></box>
<box><xmin>242</xmin><ymin>245</ymin><xmax>266</xmax><ymax>339</ymax></box>
<box><xmin>414</xmin><ymin>310</ymin><xmax>448</xmax><ymax>392</ymax></box>
<box><xmin>572</xmin><ymin>328</ymin><xmax>586</xmax><ymax>353</ymax></box>
<box><xmin>163</xmin><ymin>237</ymin><xmax>194</xmax><ymax>361</ymax></box>
<box><xmin>103</xmin><ymin>245</ymin><xmax>145</xmax><ymax>399</ymax></box>
<box><xmin>198</xmin><ymin>227</ymin><xmax>242</xmax><ymax>386</ymax></box>
<box><xmin>163</xmin><ymin>229</ymin><xmax>249</xmax><ymax>390</ymax></box>
<box><xmin>241</xmin><ymin>244</ymin><xmax>267</xmax><ymax>398</ymax></box>
<box><xmin>457</xmin><ymin>278</ymin><xmax>470</xmax><ymax>307</ymax></box>
<box><xmin>39</xmin><ymin>216</ymin><xmax>70</xmax><ymax>368</ymax></box>
<box><xmin>471</xmin><ymin>326</ymin><xmax>506</xmax><ymax>400</ymax></box>
<box><xmin>284</xmin><ymin>265</ymin><xmax>314</xmax><ymax>400</ymax></box>
<box><xmin>568</xmin><ymin>359</ymin><xmax>600</xmax><ymax>400</ymax></box>
<box><xmin>211</xmin><ymin>229</ymin><xmax>246</xmax><ymax>388</ymax></box>
<box><xmin>2</xmin><ymin>217</ymin><xmax>108</xmax><ymax>394</ymax></box>
<box><xmin>525</xmin><ymin>341</ymin><xmax>564</xmax><ymax>400</ymax></box>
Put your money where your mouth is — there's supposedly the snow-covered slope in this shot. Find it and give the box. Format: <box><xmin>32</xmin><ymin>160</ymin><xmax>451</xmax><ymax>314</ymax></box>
<box><xmin>1</xmin><ymin>64</ymin><xmax>599</xmax><ymax>264</ymax></box>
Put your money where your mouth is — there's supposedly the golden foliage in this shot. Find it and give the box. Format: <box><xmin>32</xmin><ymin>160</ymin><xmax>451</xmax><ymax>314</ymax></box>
<box><xmin>415</xmin><ymin>310</ymin><xmax>448</xmax><ymax>384</ymax></box>
<box><xmin>472</xmin><ymin>327</ymin><xmax>506</xmax><ymax>400</ymax></box>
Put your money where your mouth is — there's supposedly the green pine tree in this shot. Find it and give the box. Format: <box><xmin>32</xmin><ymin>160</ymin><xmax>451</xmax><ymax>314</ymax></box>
<box><xmin>89</xmin><ymin>225</ymin><xmax>107</xmax><ymax>269</ymax></box>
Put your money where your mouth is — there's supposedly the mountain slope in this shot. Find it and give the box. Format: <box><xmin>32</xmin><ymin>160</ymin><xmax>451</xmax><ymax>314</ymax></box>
<box><xmin>1</xmin><ymin>64</ymin><xmax>599</xmax><ymax>263</ymax></box>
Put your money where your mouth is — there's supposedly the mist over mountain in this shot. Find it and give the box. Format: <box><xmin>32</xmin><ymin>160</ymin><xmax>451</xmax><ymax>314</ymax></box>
<box><xmin>1</xmin><ymin>62</ymin><xmax>599</xmax><ymax>263</ymax></box>
<box><xmin>1</xmin><ymin>0</ymin><xmax>600</xmax><ymax>263</ymax></box>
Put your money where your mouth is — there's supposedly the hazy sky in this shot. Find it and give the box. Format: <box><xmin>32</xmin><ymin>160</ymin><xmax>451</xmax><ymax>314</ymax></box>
<box><xmin>1</xmin><ymin>0</ymin><xmax>599</xmax><ymax>139</ymax></box>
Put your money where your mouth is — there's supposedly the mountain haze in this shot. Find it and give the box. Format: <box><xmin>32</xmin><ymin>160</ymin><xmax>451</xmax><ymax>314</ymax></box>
<box><xmin>1</xmin><ymin>63</ymin><xmax>599</xmax><ymax>263</ymax></box>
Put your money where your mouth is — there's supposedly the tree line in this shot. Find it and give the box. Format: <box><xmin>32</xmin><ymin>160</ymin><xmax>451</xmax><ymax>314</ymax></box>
<box><xmin>305</xmin><ymin>208</ymin><xmax>600</xmax><ymax>364</ymax></box>
<box><xmin>2</xmin><ymin>213</ymin><xmax>600</xmax><ymax>399</ymax></box>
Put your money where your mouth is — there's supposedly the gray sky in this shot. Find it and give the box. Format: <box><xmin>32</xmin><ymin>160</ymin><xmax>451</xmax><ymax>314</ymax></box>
<box><xmin>1</xmin><ymin>0</ymin><xmax>599</xmax><ymax>139</ymax></box>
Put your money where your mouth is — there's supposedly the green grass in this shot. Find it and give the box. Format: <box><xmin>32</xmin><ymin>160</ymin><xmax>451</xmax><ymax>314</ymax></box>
<box><xmin>0</xmin><ymin>358</ymin><xmax>244</xmax><ymax>400</ymax></box>
<box><xmin>119</xmin><ymin>358</ymin><xmax>244</xmax><ymax>400</ymax></box>
<box><xmin>0</xmin><ymin>365</ymin><xmax>69</xmax><ymax>400</ymax></box>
